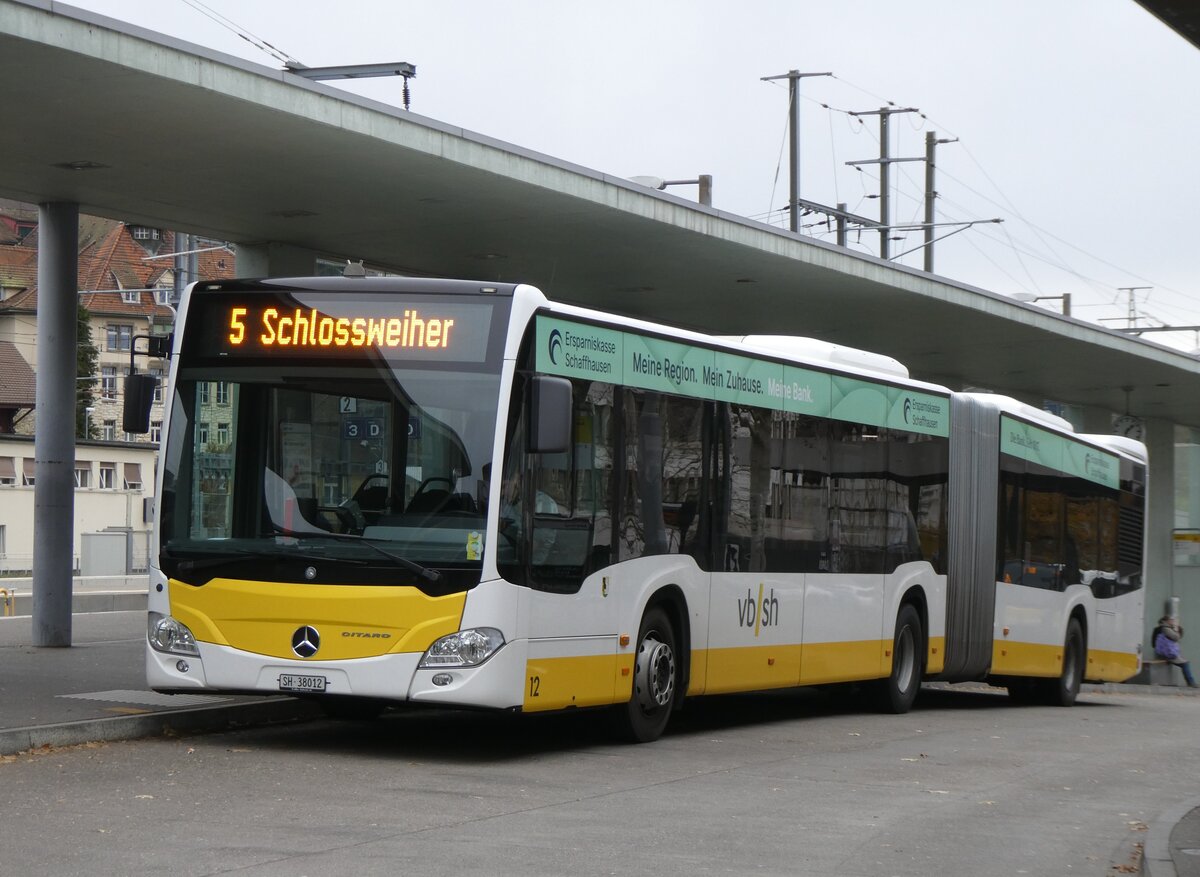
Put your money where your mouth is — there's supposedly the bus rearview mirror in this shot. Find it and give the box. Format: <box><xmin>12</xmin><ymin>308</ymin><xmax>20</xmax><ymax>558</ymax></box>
<box><xmin>122</xmin><ymin>372</ymin><xmax>158</xmax><ymax>434</ymax></box>
<box><xmin>528</xmin><ymin>375</ymin><xmax>572</xmax><ymax>454</ymax></box>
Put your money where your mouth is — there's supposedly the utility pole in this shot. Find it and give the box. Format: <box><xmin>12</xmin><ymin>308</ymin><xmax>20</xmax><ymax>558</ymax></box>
<box><xmin>924</xmin><ymin>132</ymin><xmax>936</xmax><ymax>272</ymax></box>
<box><xmin>846</xmin><ymin>106</ymin><xmax>921</xmax><ymax>258</ymax></box>
<box><xmin>922</xmin><ymin>132</ymin><xmax>957</xmax><ymax>272</ymax></box>
<box><xmin>1117</xmin><ymin>286</ymin><xmax>1152</xmax><ymax>329</ymax></box>
<box><xmin>761</xmin><ymin>70</ymin><xmax>832</xmax><ymax>233</ymax></box>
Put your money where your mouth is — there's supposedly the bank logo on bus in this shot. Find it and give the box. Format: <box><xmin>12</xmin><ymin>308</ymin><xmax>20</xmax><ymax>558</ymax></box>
<box><xmin>548</xmin><ymin>328</ymin><xmax>564</xmax><ymax>365</ymax></box>
<box><xmin>903</xmin><ymin>395</ymin><xmax>944</xmax><ymax>430</ymax></box>
<box><xmin>1085</xmin><ymin>452</ymin><xmax>1114</xmax><ymax>482</ymax></box>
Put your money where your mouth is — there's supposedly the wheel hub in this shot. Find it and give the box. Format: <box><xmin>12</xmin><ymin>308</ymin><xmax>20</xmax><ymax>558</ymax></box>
<box><xmin>635</xmin><ymin>634</ymin><xmax>675</xmax><ymax>710</ymax></box>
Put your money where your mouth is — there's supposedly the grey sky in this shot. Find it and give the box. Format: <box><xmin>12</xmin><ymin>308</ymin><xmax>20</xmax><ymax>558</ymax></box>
<box><xmin>65</xmin><ymin>0</ymin><xmax>1200</xmax><ymax>348</ymax></box>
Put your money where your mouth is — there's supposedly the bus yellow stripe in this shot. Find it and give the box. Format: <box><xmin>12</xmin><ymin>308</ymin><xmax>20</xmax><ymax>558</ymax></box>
<box><xmin>705</xmin><ymin>644</ymin><xmax>803</xmax><ymax>694</ymax></box>
<box><xmin>522</xmin><ymin>654</ymin><xmax>623</xmax><ymax>712</ymax></box>
<box><xmin>799</xmin><ymin>640</ymin><xmax>887</xmax><ymax>686</ymax></box>
<box><xmin>926</xmin><ymin>636</ymin><xmax>946</xmax><ymax>675</ymax></box>
<box><xmin>992</xmin><ymin>639</ymin><xmax>1140</xmax><ymax>682</ymax></box>
<box><xmin>991</xmin><ymin>640</ymin><xmax>1061</xmax><ymax>677</ymax></box>
<box><xmin>1087</xmin><ymin>648</ymin><xmax>1140</xmax><ymax>682</ymax></box>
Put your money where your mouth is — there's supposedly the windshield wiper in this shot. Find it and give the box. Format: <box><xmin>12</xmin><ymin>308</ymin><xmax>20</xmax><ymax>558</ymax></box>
<box><xmin>161</xmin><ymin>544</ymin><xmax>366</xmax><ymax>575</ymax></box>
<box><xmin>162</xmin><ymin>545</ymin><xmax>258</xmax><ymax>575</ymax></box>
<box><xmin>271</xmin><ymin>526</ymin><xmax>443</xmax><ymax>584</ymax></box>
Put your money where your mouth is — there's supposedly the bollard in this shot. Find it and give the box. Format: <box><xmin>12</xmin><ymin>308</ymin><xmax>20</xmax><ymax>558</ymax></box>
<box><xmin>0</xmin><ymin>587</ymin><xmax>12</xmax><ymax>617</ymax></box>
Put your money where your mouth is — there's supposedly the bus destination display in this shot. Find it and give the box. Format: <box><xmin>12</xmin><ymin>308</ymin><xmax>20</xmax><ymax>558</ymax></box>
<box><xmin>186</xmin><ymin>292</ymin><xmax>497</xmax><ymax>363</ymax></box>
<box><xmin>228</xmin><ymin>306</ymin><xmax>456</xmax><ymax>350</ymax></box>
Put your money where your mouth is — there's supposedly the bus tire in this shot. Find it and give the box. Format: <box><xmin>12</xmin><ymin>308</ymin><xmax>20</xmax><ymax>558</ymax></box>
<box><xmin>1045</xmin><ymin>618</ymin><xmax>1084</xmax><ymax>707</ymax></box>
<box><xmin>878</xmin><ymin>603</ymin><xmax>923</xmax><ymax>714</ymax></box>
<box><xmin>615</xmin><ymin>607</ymin><xmax>678</xmax><ymax>743</ymax></box>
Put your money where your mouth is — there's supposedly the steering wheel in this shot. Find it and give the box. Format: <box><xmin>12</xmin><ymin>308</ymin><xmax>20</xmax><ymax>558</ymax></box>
<box><xmin>332</xmin><ymin>502</ymin><xmax>361</xmax><ymax>534</ymax></box>
<box><xmin>408</xmin><ymin>476</ymin><xmax>456</xmax><ymax>514</ymax></box>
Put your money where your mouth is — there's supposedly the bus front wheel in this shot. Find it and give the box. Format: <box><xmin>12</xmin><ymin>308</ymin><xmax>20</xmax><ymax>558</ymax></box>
<box><xmin>615</xmin><ymin>607</ymin><xmax>678</xmax><ymax>743</ymax></box>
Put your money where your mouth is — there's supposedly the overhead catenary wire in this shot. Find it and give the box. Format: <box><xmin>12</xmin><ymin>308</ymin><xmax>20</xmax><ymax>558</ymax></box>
<box><xmin>177</xmin><ymin>0</ymin><xmax>301</xmax><ymax>66</ymax></box>
<box><xmin>785</xmin><ymin>74</ymin><xmax>1199</xmax><ymax>329</ymax></box>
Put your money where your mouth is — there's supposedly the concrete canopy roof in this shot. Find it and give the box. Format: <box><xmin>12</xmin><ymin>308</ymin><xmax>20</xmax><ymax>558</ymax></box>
<box><xmin>2</xmin><ymin>0</ymin><xmax>1197</xmax><ymax>427</ymax></box>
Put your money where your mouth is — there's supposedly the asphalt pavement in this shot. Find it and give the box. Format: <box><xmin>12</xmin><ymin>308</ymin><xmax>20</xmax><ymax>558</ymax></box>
<box><xmin>0</xmin><ymin>577</ymin><xmax>1196</xmax><ymax>876</ymax></box>
<box><xmin>0</xmin><ymin>578</ymin><xmax>317</xmax><ymax>757</ymax></box>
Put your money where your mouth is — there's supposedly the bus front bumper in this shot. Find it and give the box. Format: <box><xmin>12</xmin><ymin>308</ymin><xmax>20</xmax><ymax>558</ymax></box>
<box><xmin>146</xmin><ymin>637</ymin><xmax>528</xmax><ymax>711</ymax></box>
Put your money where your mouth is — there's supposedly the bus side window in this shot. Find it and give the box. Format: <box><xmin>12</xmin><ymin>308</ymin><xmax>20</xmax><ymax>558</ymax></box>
<box><xmin>528</xmin><ymin>379</ymin><xmax>615</xmax><ymax>590</ymax></box>
<box><xmin>619</xmin><ymin>390</ymin><xmax>703</xmax><ymax>562</ymax></box>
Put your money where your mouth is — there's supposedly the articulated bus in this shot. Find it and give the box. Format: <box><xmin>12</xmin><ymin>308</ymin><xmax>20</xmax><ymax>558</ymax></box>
<box><xmin>133</xmin><ymin>277</ymin><xmax>1147</xmax><ymax>742</ymax></box>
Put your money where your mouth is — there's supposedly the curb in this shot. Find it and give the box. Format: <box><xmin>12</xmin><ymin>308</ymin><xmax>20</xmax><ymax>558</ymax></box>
<box><xmin>1144</xmin><ymin>797</ymin><xmax>1200</xmax><ymax>877</ymax></box>
<box><xmin>0</xmin><ymin>697</ymin><xmax>321</xmax><ymax>757</ymax></box>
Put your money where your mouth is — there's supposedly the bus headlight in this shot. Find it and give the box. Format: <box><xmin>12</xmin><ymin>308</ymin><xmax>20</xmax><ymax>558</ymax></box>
<box><xmin>419</xmin><ymin>628</ymin><xmax>504</xmax><ymax>668</ymax></box>
<box><xmin>148</xmin><ymin>611</ymin><xmax>200</xmax><ymax>657</ymax></box>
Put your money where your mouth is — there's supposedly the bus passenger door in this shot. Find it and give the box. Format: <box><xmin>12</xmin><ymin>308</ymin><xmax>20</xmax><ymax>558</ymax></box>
<box><xmin>706</xmin><ymin>404</ymin><xmax>804</xmax><ymax>693</ymax></box>
<box><xmin>521</xmin><ymin>379</ymin><xmax>621</xmax><ymax>712</ymax></box>
<box><xmin>800</xmin><ymin>420</ymin><xmax>887</xmax><ymax>685</ymax></box>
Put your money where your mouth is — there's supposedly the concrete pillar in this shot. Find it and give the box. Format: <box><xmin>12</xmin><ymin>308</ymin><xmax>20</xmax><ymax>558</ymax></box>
<box><xmin>1171</xmin><ymin>426</ymin><xmax>1200</xmax><ymax>644</ymax></box>
<box><xmin>1144</xmin><ymin>416</ymin><xmax>1178</xmax><ymax>642</ymax></box>
<box><xmin>33</xmin><ymin>202</ymin><xmax>79</xmax><ymax>647</ymax></box>
<box><xmin>235</xmin><ymin>242</ymin><xmax>317</xmax><ymax>278</ymax></box>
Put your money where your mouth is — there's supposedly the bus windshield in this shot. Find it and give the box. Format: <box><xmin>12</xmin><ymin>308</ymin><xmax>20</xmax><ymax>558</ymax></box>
<box><xmin>156</xmin><ymin>284</ymin><xmax>512</xmax><ymax>594</ymax></box>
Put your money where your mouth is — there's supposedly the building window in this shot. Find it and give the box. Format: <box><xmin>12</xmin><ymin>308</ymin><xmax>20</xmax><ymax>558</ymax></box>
<box><xmin>0</xmin><ymin>456</ymin><xmax>15</xmax><ymax>486</ymax></box>
<box><xmin>124</xmin><ymin>463</ymin><xmax>143</xmax><ymax>490</ymax></box>
<box><xmin>74</xmin><ymin>465</ymin><xmax>91</xmax><ymax>488</ymax></box>
<box><xmin>216</xmin><ymin>422</ymin><xmax>230</xmax><ymax>445</ymax></box>
<box><xmin>199</xmin><ymin>383</ymin><xmax>211</xmax><ymax>405</ymax></box>
<box><xmin>22</xmin><ymin>459</ymin><xmax>35</xmax><ymax>486</ymax></box>
<box><xmin>121</xmin><ymin>290</ymin><xmax>140</xmax><ymax>304</ymax></box>
<box><xmin>101</xmin><ymin>366</ymin><xmax>117</xmax><ymax>400</ymax></box>
<box><xmin>155</xmin><ymin>286</ymin><xmax>173</xmax><ymax>305</ymax></box>
<box><xmin>106</xmin><ymin>323</ymin><xmax>133</xmax><ymax>352</ymax></box>
<box><xmin>102</xmin><ymin>420</ymin><xmax>116</xmax><ymax>441</ymax></box>
<box><xmin>151</xmin><ymin>368</ymin><xmax>163</xmax><ymax>403</ymax></box>
<box><xmin>197</xmin><ymin>423</ymin><xmax>209</xmax><ymax>446</ymax></box>
<box><xmin>150</xmin><ymin>421</ymin><xmax>162</xmax><ymax>443</ymax></box>
<box><xmin>130</xmin><ymin>226</ymin><xmax>160</xmax><ymax>241</ymax></box>
<box><xmin>99</xmin><ymin>464</ymin><xmax>116</xmax><ymax>489</ymax></box>
<box><xmin>216</xmin><ymin>382</ymin><xmax>231</xmax><ymax>405</ymax></box>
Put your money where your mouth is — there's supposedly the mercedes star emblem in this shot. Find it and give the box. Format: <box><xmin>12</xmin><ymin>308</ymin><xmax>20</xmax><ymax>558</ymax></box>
<box><xmin>291</xmin><ymin>625</ymin><xmax>320</xmax><ymax>658</ymax></box>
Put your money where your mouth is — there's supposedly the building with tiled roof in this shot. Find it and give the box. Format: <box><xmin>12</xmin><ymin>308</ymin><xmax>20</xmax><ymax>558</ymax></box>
<box><xmin>0</xmin><ymin>202</ymin><xmax>237</xmax><ymax>439</ymax></box>
<box><xmin>0</xmin><ymin>339</ymin><xmax>36</xmax><ymax>432</ymax></box>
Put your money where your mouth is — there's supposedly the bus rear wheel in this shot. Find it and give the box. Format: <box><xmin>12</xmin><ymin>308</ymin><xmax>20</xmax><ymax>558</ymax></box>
<box><xmin>615</xmin><ymin>607</ymin><xmax>678</xmax><ymax>743</ymax></box>
<box><xmin>878</xmin><ymin>603</ymin><xmax>923</xmax><ymax>714</ymax></box>
<box><xmin>1045</xmin><ymin>618</ymin><xmax>1084</xmax><ymax>707</ymax></box>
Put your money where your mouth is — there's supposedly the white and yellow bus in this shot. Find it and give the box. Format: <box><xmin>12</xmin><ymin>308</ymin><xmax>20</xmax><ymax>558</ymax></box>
<box><xmin>134</xmin><ymin>277</ymin><xmax>1147</xmax><ymax>741</ymax></box>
